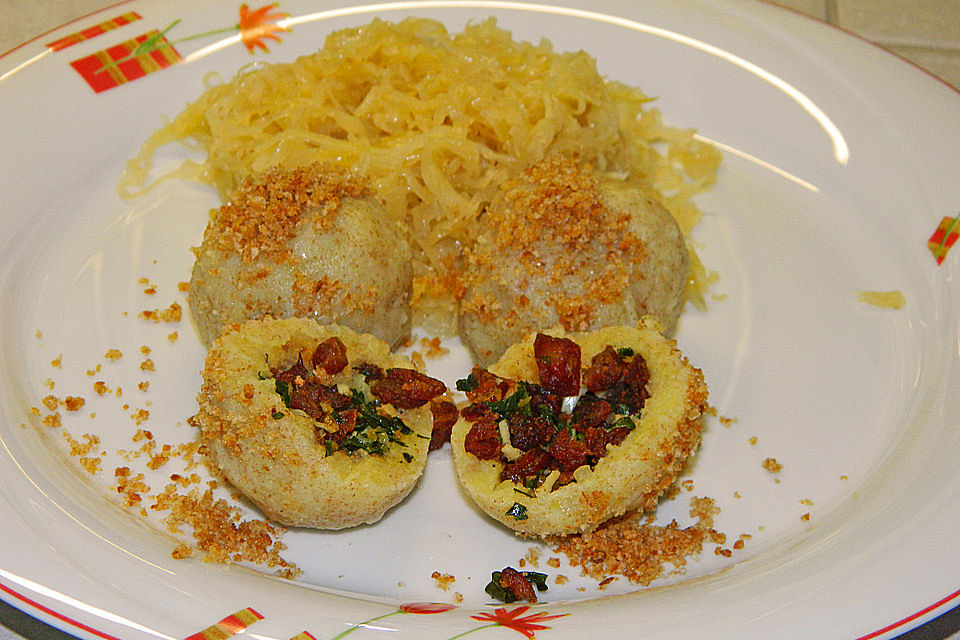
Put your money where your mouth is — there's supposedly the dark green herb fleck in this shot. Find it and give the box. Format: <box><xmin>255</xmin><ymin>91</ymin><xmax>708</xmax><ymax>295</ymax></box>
<box><xmin>484</xmin><ymin>570</ymin><xmax>549</xmax><ymax>603</ymax></box>
<box><xmin>505</xmin><ymin>502</ymin><xmax>528</xmax><ymax>520</ymax></box>
<box><xmin>275</xmin><ymin>379</ymin><xmax>292</xmax><ymax>408</ymax></box>
<box><xmin>455</xmin><ymin>373</ymin><xmax>479</xmax><ymax>392</ymax></box>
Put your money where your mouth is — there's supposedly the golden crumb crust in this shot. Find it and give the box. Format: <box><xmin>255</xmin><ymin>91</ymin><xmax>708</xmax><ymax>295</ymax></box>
<box><xmin>450</xmin><ymin>318</ymin><xmax>707</xmax><ymax>536</ymax></box>
<box><xmin>194</xmin><ymin>317</ymin><xmax>432</xmax><ymax>529</ymax></box>
<box><xmin>457</xmin><ymin>157</ymin><xmax>690</xmax><ymax>366</ymax></box>
<box><xmin>188</xmin><ymin>164</ymin><xmax>413</xmax><ymax>348</ymax></box>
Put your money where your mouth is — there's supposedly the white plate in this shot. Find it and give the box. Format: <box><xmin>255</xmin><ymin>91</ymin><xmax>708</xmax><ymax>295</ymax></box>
<box><xmin>2</xmin><ymin>1</ymin><xmax>959</xmax><ymax>639</ymax></box>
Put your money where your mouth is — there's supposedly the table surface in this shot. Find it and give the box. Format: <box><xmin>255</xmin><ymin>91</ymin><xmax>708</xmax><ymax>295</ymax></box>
<box><xmin>1</xmin><ymin>2</ymin><xmax>958</xmax><ymax>640</ymax></box>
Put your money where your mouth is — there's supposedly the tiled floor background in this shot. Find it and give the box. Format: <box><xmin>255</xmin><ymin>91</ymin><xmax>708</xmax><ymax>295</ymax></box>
<box><xmin>771</xmin><ymin>0</ymin><xmax>960</xmax><ymax>89</ymax></box>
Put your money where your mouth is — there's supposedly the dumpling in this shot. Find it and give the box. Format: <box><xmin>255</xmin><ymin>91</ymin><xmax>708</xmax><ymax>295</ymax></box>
<box><xmin>450</xmin><ymin>317</ymin><xmax>707</xmax><ymax>536</ymax></box>
<box><xmin>193</xmin><ymin>317</ymin><xmax>446</xmax><ymax>529</ymax></box>
<box><xmin>188</xmin><ymin>164</ymin><xmax>412</xmax><ymax>348</ymax></box>
<box><xmin>458</xmin><ymin>156</ymin><xmax>689</xmax><ymax>366</ymax></box>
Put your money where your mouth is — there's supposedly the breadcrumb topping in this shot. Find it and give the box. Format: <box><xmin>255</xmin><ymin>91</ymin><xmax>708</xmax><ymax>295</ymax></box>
<box><xmin>211</xmin><ymin>163</ymin><xmax>368</xmax><ymax>264</ymax></box>
<box><xmin>762</xmin><ymin>457</ymin><xmax>783</xmax><ymax>473</ymax></box>
<box><xmin>549</xmin><ymin>497</ymin><xmax>726</xmax><ymax>586</ymax></box>
<box><xmin>464</xmin><ymin>156</ymin><xmax>648</xmax><ymax>332</ymax></box>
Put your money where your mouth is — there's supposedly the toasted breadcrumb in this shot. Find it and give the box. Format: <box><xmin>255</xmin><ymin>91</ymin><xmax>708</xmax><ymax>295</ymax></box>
<box><xmin>42</xmin><ymin>413</ymin><xmax>62</xmax><ymax>429</ymax></box>
<box><xmin>64</xmin><ymin>396</ymin><xmax>85</xmax><ymax>412</ymax></box>
<box><xmin>160</xmin><ymin>302</ymin><xmax>182</xmax><ymax>323</ymax></box>
<box><xmin>598</xmin><ymin>576</ymin><xmax>618</xmax><ymax>589</ymax></box>
<box><xmin>409</xmin><ymin>351</ymin><xmax>426</xmax><ymax>370</ymax></box>
<box><xmin>79</xmin><ymin>457</ymin><xmax>102</xmax><ymax>474</ymax></box>
<box><xmin>139</xmin><ymin>302</ymin><xmax>183</xmax><ymax>323</ymax></box>
<box><xmin>431</xmin><ymin>571</ymin><xmax>456</xmax><ymax>591</ymax></box>
<box><xmin>762</xmin><ymin>458</ymin><xmax>783</xmax><ymax>473</ymax></box>
<box><xmin>549</xmin><ymin>497</ymin><xmax>726</xmax><ymax>586</ymax></box>
<box><xmin>211</xmin><ymin>163</ymin><xmax>367</xmax><ymax>264</ymax></box>
<box><xmin>419</xmin><ymin>336</ymin><xmax>449</xmax><ymax>358</ymax></box>
<box><xmin>104</xmin><ymin>349</ymin><xmax>123</xmax><ymax>361</ymax></box>
<box><xmin>524</xmin><ymin>547</ymin><xmax>541</xmax><ymax>567</ymax></box>
<box><xmin>152</xmin><ymin>485</ymin><xmax>298</xmax><ymax>577</ymax></box>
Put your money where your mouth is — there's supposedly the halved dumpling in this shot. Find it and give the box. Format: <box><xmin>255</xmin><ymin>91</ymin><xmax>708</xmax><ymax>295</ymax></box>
<box><xmin>450</xmin><ymin>317</ymin><xmax>708</xmax><ymax>536</ymax></box>
<box><xmin>194</xmin><ymin>317</ymin><xmax>444</xmax><ymax>529</ymax></box>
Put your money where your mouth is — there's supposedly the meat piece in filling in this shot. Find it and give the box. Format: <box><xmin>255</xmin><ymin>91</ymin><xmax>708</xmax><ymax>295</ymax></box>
<box><xmin>451</xmin><ymin>320</ymin><xmax>708</xmax><ymax>536</ymax></box>
<box><xmin>194</xmin><ymin>317</ymin><xmax>442</xmax><ymax>530</ymax></box>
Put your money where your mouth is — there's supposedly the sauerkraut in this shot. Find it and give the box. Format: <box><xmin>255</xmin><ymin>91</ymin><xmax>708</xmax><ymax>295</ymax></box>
<box><xmin>120</xmin><ymin>17</ymin><xmax>720</xmax><ymax>327</ymax></box>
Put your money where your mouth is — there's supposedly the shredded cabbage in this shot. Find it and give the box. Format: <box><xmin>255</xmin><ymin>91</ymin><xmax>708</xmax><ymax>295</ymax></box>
<box><xmin>119</xmin><ymin>17</ymin><xmax>720</xmax><ymax>326</ymax></box>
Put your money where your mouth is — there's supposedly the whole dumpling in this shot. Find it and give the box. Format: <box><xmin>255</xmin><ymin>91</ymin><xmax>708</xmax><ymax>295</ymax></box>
<box><xmin>450</xmin><ymin>318</ymin><xmax>707</xmax><ymax>536</ymax></box>
<box><xmin>193</xmin><ymin>317</ymin><xmax>444</xmax><ymax>529</ymax></box>
<box><xmin>457</xmin><ymin>156</ymin><xmax>689</xmax><ymax>366</ymax></box>
<box><xmin>188</xmin><ymin>164</ymin><xmax>412</xmax><ymax>348</ymax></box>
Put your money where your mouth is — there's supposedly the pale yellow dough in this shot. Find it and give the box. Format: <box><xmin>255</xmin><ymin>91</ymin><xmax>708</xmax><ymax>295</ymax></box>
<box><xmin>194</xmin><ymin>317</ymin><xmax>432</xmax><ymax>529</ymax></box>
<box><xmin>450</xmin><ymin>318</ymin><xmax>708</xmax><ymax>536</ymax></box>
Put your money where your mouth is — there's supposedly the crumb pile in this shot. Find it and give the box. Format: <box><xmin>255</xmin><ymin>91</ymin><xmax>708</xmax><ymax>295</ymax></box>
<box><xmin>29</xmin><ymin>285</ymin><xmax>299</xmax><ymax>577</ymax></box>
<box><xmin>208</xmin><ymin>164</ymin><xmax>367</xmax><ymax>264</ymax></box>
<box><xmin>549</xmin><ymin>497</ymin><xmax>728</xmax><ymax>586</ymax></box>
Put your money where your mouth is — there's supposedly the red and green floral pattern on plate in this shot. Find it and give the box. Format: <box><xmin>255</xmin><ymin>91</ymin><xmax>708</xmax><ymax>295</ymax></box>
<box><xmin>179</xmin><ymin>604</ymin><xmax>568</xmax><ymax>640</ymax></box>
<box><xmin>47</xmin><ymin>3</ymin><xmax>287</xmax><ymax>92</ymax></box>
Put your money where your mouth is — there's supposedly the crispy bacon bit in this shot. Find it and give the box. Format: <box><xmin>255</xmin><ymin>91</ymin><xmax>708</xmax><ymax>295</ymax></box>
<box><xmin>429</xmin><ymin>400</ymin><xmax>459</xmax><ymax>451</ymax></box>
<box><xmin>583</xmin><ymin>347</ymin><xmax>625</xmax><ymax>392</ymax></box>
<box><xmin>274</xmin><ymin>356</ymin><xmax>353</xmax><ymax>420</ymax></box>
<box><xmin>319</xmin><ymin>407</ymin><xmax>357</xmax><ymax>444</ymax></box>
<box><xmin>370</xmin><ymin>368</ymin><xmax>446</xmax><ymax>409</ymax></box>
<box><xmin>548</xmin><ymin>429</ymin><xmax>589</xmax><ymax>472</ymax></box>
<box><xmin>501</xmin><ymin>447</ymin><xmax>551</xmax><ymax>483</ymax></box>
<box><xmin>355</xmin><ymin>362</ymin><xmax>384</xmax><ymax>381</ymax></box>
<box><xmin>507</xmin><ymin>414</ymin><xmax>555</xmax><ymax>451</ymax></box>
<box><xmin>275</xmin><ymin>355</ymin><xmax>311</xmax><ymax>387</ymax></box>
<box><xmin>464</xmin><ymin>366</ymin><xmax>511</xmax><ymax>404</ymax></box>
<box><xmin>533</xmin><ymin>333</ymin><xmax>580</xmax><ymax>396</ymax></box>
<box><xmin>458</xmin><ymin>334</ymin><xmax>652</xmax><ymax>490</ymax></box>
<box><xmin>311</xmin><ymin>337</ymin><xmax>348</xmax><ymax>375</ymax></box>
<box><xmin>498</xmin><ymin>567</ymin><xmax>538</xmax><ymax>603</ymax></box>
<box><xmin>606</xmin><ymin>356</ymin><xmax>650</xmax><ymax>414</ymax></box>
<box><xmin>463</xmin><ymin>418</ymin><xmax>502</xmax><ymax>460</ymax></box>
<box><xmin>570</xmin><ymin>395</ymin><xmax>611</xmax><ymax>429</ymax></box>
